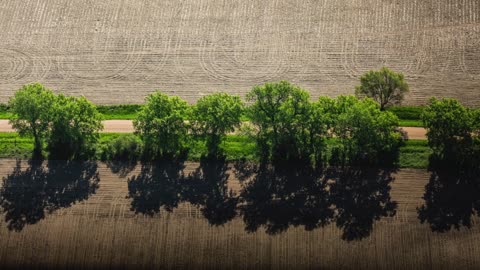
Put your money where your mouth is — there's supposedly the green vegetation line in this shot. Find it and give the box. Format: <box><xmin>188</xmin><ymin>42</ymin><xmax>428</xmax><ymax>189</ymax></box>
<box><xmin>0</xmin><ymin>132</ymin><xmax>431</xmax><ymax>169</ymax></box>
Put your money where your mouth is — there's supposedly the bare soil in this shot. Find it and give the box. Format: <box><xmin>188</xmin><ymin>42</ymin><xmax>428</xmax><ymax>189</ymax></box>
<box><xmin>0</xmin><ymin>159</ymin><xmax>479</xmax><ymax>269</ymax></box>
<box><xmin>0</xmin><ymin>1</ymin><xmax>479</xmax><ymax>105</ymax></box>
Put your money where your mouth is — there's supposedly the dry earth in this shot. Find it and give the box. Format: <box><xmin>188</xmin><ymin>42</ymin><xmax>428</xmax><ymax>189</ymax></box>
<box><xmin>0</xmin><ymin>159</ymin><xmax>479</xmax><ymax>269</ymax></box>
<box><xmin>0</xmin><ymin>0</ymin><xmax>480</xmax><ymax>105</ymax></box>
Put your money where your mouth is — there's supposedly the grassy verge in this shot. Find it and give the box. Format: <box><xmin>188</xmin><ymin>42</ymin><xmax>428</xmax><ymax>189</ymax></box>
<box><xmin>0</xmin><ymin>104</ymin><xmax>12</xmax><ymax>119</ymax></box>
<box><xmin>97</xmin><ymin>105</ymin><xmax>143</xmax><ymax>120</ymax></box>
<box><xmin>399</xmin><ymin>140</ymin><xmax>431</xmax><ymax>169</ymax></box>
<box><xmin>0</xmin><ymin>133</ymin><xmax>35</xmax><ymax>158</ymax></box>
<box><xmin>387</xmin><ymin>106</ymin><xmax>424</xmax><ymax>127</ymax></box>
<box><xmin>398</xmin><ymin>119</ymin><xmax>424</xmax><ymax>127</ymax></box>
<box><xmin>0</xmin><ymin>133</ymin><xmax>431</xmax><ymax>169</ymax></box>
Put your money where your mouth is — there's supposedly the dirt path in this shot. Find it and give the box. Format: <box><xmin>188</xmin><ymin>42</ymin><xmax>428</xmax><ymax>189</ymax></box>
<box><xmin>0</xmin><ymin>120</ymin><xmax>427</xmax><ymax>139</ymax></box>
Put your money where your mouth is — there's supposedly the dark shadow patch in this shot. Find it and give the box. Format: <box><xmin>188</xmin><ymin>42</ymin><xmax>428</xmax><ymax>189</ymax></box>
<box><xmin>236</xmin><ymin>160</ymin><xmax>333</xmax><ymax>235</ymax></box>
<box><xmin>0</xmin><ymin>159</ymin><xmax>100</xmax><ymax>231</ymax></box>
<box><xmin>127</xmin><ymin>156</ymin><xmax>186</xmax><ymax>216</ymax></box>
<box><xmin>328</xmin><ymin>166</ymin><xmax>397</xmax><ymax>241</ymax></box>
<box><xmin>418</xmin><ymin>153</ymin><xmax>480</xmax><ymax>232</ymax></box>
<box><xmin>183</xmin><ymin>154</ymin><xmax>238</xmax><ymax>226</ymax></box>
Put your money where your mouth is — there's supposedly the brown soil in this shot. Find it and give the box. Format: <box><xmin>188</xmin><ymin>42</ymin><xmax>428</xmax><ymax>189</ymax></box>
<box><xmin>0</xmin><ymin>160</ymin><xmax>479</xmax><ymax>269</ymax></box>
<box><xmin>0</xmin><ymin>1</ymin><xmax>479</xmax><ymax>105</ymax></box>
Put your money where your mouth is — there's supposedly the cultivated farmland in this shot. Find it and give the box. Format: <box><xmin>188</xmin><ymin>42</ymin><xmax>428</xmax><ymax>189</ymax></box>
<box><xmin>0</xmin><ymin>160</ymin><xmax>479</xmax><ymax>269</ymax></box>
<box><xmin>0</xmin><ymin>0</ymin><xmax>480</xmax><ymax>105</ymax></box>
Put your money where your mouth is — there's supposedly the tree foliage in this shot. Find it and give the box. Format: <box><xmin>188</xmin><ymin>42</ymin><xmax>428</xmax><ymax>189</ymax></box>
<box><xmin>330</xmin><ymin>96</ymin><xmax>401</xmax><ymax>167</ymax></box>
<box><xmin>133</xmin><ymin>91</ymin><xmax>190</xmax><ymax>159</ymax></box>
<box><xmin>355</xmin><ymin>67</ymin><xmax>409</xmax><ymax>110</ymax></box>
<box><xmin>418</xmin><ymin>98</ymin><xmax>480</xmax><ymax>232</ymax></box>
<box><xmin>246</xmin><ymin>82</ymin><xmax>401</xmax><ymax>167</ymax></box>
<box><xmin>46</xmin><ymin>95</ymin><xmax>103</xmax><ymax>160</ymax></box>
<box><xmin>246</xmin><ymin>81</ymin><xmax>313</xmax><ymax>163</ymax></box>
<box><xmin>9</xmin><ymin>84</ymin><xmax>103</xmax><ymax>160</ymax></box>
<box><xmin>422</xmin><ymin>98</ymin><xmax>478</xmax><ymax>159</ymax></box>
<box><xmin>307</xmin><ymin>97</ymin><xmax>337</xmax><ymax>166</ymax></box>
<box><xmin>8</xmin><ymin>83</ymin><xmax>56</xmax><ymax>157</ymax></box>
<box><xmin>191</xmin><ymin>93</ymin><xmax>243</xmax><ymax>156</ymax></box>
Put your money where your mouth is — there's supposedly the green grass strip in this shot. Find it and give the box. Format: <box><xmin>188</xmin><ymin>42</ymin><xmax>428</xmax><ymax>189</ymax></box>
<box><xmin>0</xmin><ymin>133</ymin><xmax>431</xmax><ymax>169</ymax></box>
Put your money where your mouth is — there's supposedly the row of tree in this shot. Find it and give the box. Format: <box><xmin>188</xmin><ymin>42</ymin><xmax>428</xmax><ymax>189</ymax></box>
<box><xmin>9</xmin><ymin>83</ymin><xmax>102</xmax><ymax>160</ymax></box>
<box><xmin>4</xmin><ymin>73</ymin><xmax>480</xmax><ymax>237</ymax></box>
<box><xmin>8</xmin><ymin>81</ymin><xmax>406</xmax><ymax>167</ymax></box>
<box><xmin>6</xmin><ymin>66</ymin><xmax>411</xmax><ymax>161</ymax></box>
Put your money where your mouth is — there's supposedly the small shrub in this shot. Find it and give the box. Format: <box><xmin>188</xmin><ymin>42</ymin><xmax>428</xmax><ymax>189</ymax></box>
<box><xmin>387</xmin><ymin>106</ymin><xmax>424</xmax><ymax>120</ymax></box>
<box><xmin>101</xmin><ymin>134</ymin><xmax>142</xmax><ymax>161</ymax></box>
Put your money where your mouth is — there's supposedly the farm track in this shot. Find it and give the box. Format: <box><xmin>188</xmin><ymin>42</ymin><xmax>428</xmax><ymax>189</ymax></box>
<box><xmin>0</xmin><ymin>0</ymin><xmax>480</xmax><ymax>106</ymax></box>
<box><xmin>0</xmin><ymin>120</ymin><xmax>428</xmax><ymax>139</ymax></box>
<box><xmin>0</xmin><ymin>160</ymin><xmax>479</xmax><ymax>269</ymax></box>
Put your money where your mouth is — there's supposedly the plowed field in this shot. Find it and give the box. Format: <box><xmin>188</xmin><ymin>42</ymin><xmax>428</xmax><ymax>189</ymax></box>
<box><xmin>0</xmin><ymin>160</ymin><xmax>479</xmax><ymax>269</ymax></box>
<box><xmin>0</xmin><ymin>0</ymin><xmax>479</xmax><ymax>105</ymax></box>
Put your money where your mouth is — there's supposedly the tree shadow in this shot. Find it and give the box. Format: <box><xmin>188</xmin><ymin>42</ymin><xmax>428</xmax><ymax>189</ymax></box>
<box><xmin>235</xmin><ymin>158</ymin><xmax>397</xmax><ymax>240</ymax></box>
<box><xmin>0</xmin><ymin>159</ymin><xmax>100</xmax><ymax>231</ymax></box>
<box><xmin>127</xmin><ymin>156</ymin><xmax>186</xmax><ymax>216</ymax></box>
<box><xmin>183</xmin><ymin>154</ymin><xmax>238</xmax><ymax>226</ymax></box>
<box><xmin>417</xmin><ymin>154</ymin><xmax>480</xmax><ymax>232</ymax></box>
<box><xmin>328</xmin><ymin>166</ymin><xmax>397</xmax><ymax>241</ymax></box>
<box><xmin>106</xmin><ymin>160</ymin><xmax>137</xmax><ymax>178</ymax></box>
<box><xmin>235</xmin><ymin>159</ymin><xmax>333</xmax><ymax>235</ymax></box>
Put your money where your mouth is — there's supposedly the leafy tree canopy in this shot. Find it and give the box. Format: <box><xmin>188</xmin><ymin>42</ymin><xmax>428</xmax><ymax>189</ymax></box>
<box><xmin>192</xmin><ymin>93</ymin><xmax>244</xmax><ymax>156</ymax></box>
<box><xmin>246</xmin><ymin>81</ymin><xmax>312</xmax><ymax>163</ymax></box>
<box><xmin>133</xmin><ymin>91</ymin><xmax>190</xmax><ymax>159</ymax></box>
<box><xmin>422</xmin><ymin>98</ymin><xmax>478</xmax><ymax>159</ymax></box>
<box><xmin>355</xmin><ymin>67</ymin><xmax>409</xmax><ymax>110</ymax></box>
<box><xmin>331</xmin><ymin>96</ymin><xmax>401</xmax><ymax>166</ymax></box>
<box><xmin>47</xmin><ymin>95</ymin><xmax>103</xmax><ymax>160</ymax></box>
<box><xmin>8</xmin><ymin>83</ymin><xmax>56</xmax><ymax>157</ymax></box>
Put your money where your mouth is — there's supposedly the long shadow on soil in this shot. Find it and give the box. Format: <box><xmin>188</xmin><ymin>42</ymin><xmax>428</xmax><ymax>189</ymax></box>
<box><xmin>418</xmin><ymin>153</ymin><xmax>480</xmax><ymax>232</ymax></box>
<box><xmin>235</xmin><ymin>160</ymin><xmax>397</xmax><ymax>241</ymax></box>
<box><xmin>0</xmin><ymin>159</ymin><xmax>100</xmax><ymax>231</ymax></box>
<box><xmin>127</xmin><ymin>156</ymin><xmax>186</xmax><ymax>216</ymax></box>
<box><xmin>106</xmin><ymin>160</ymin><xmax>137</xmax><ymax>178</ymax></box>
<box><xmin>328</xmin><ymin>166</ymin><xmax>397</xmax><ymax>241</ymax></box>
<box><xmin>127</xmin><ymin>154</ymin><xmax>238</xmax><ymax>225</ymax></box>
<box><xmin>235</xmin><ymin>160</ymin><xmax>333</xmax><ymax>235</ymax></box>
<box><xmin>126</xmin><ymin>157</ymin><xmax>398</xmax><ymax>240</ymax></box>
<box><xmin>182</xmin><ymin>154</ymin><xmax>238</xmax><ymax>226</ymax></box>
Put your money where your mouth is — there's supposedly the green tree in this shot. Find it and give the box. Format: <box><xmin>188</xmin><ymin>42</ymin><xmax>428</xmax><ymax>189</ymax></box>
<box><xmin>246</xmin><ymin>81</ymin><xmax>312</xmax><ymax>163</ymax></box>
<box><xmin>331</xmin><ymin>96</ymin><xmax>401</xmax><ymax>166</ymax></box>
<box><xmin>355</xmin><ymin>67</ymin><xmax>409</xmax><ymax>110</ymax></box>
<box><xmin>46</xmin><ymin>95</ymin><xmax>103</xmax><ymax>160</ymax></box>
<box><xmin>475</xmin><ymin>109</ymin><xmax>480</xmax><ymax>141</ymax></box>
<box><xmin>307</xmin><ymin>97</ymin><xmax>337</xmax><ymax>166</ymax></box>
<box><xmin>191</xmin><ymin>93</ymin><xmax>244</xmax><ymax>156</ymax></box>
<box><xmin>8</xmin><ymin>83</ymin><xmax>56</xmax><ymax>157</ymax></box>
<box><xmin>422</xmin><ymin>98</ymin><xmax>477</xmax><ymax>158</ymax></box>
<box><xmin>418</xmin><ymin>98</ymin><xmax>480</xmax><ymax>232</ymax></box>
<box><xmin>133</xmin><ymin>91</ymin><xmax>190</xmax><ymax>159</ymax></box>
